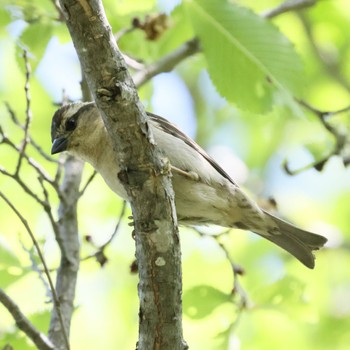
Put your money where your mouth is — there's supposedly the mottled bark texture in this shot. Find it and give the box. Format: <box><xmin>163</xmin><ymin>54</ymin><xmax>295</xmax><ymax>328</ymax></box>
<box><xmin>48</xmin><ymin>157</ymin><xmax>83</xmax><ymax>349</ymax></box>
<box><xmin>58</xmin><ymin>0</ymin><xmax>187</xmax><ymax>349</ymax></box>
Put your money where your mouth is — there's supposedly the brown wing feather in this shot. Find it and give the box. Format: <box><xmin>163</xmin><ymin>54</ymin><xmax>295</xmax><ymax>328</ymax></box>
<box><xmin>148</xmin><ymin>112</ymin><xmax>238</xmax><ymax>187</ymax></box>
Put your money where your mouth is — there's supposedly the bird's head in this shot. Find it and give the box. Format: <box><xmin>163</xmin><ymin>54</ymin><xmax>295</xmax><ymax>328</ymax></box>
<box><xmin>51</xmin><ymin>102</ymin><xmax>101</xmax><ymax>156</ymax></box>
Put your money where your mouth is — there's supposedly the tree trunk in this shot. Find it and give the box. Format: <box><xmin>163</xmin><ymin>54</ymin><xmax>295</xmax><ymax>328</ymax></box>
<box><xmin>58</xmin><ymin>0</ymin><xmax>187</xmax><ymax>348</ymax></box>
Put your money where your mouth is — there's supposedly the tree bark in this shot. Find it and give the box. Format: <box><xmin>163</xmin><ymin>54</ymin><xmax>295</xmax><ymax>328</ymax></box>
<box><xmin>48</xmin><ymin>157</ymin><xmax>83</xmax><ymax>350</ymax></box>
<box><xmin>58</xmin><ymin>0</ymin><xmax>187</xmax><ymax>349</ymax></box>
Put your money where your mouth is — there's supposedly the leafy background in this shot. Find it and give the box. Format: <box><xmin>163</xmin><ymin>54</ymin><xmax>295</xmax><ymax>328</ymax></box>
<box><xmin>1</xmin><ymin>0</ymin><xmax>350</xmax><ymax>349</ymax></box>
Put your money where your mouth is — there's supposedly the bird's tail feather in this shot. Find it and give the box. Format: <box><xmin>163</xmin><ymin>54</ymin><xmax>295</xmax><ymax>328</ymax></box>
<box><xmin>258</xmin><ymin>211</ymin><xmax>328</xmax><ymax>269</ymax></box>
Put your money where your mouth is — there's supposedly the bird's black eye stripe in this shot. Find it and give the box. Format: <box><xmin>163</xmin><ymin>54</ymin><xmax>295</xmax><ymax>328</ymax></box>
<box><xmin>64</xmin><ymin>103</ymin><xmax>95</xmax><ymax>132</ymax></box>
<box><xmin>66</xmin><ymin>117</ymin><xmax>77</xmax><ymax>131</ymax></box>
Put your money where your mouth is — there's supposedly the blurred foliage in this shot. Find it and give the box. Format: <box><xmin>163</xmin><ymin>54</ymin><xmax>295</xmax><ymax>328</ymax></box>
<box><xmin>0</xmin><ymin>0</ymin><xmax>350</xmax><ymax>349</ymax></box>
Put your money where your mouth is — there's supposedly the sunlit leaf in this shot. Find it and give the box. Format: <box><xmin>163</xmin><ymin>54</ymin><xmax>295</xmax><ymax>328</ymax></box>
<box><xmin>157</xmin><ymin>4</ymin><xmax>194</xmax><ymax>56</ymax></box>
<box><xmin>29</xmin><ymin>310</ymin><xmax>51</xmax><ymax>334</ymax></box>
<box><xmin>0</xmin><ymin>267</ymin><xmax>28</xmax><ymax>289</ymax></box>
<box><xmin>253</xmin><ymin>276</ymin><xmax>306</xmax><ymax>306</ymax></box>
<box><xmin>0</xmin><ymin>332</ymin><xmax>35</xmax><ymax>350</ymax></box>
<box><xmin>105</xmin><ymin>0</ymin><xmax>156</xmax><ymax>15</ymax></box>
<box><xmin>0</xmin><ymin>241</ymin><xmax>20</xmax><ymax>267</ymax></box>
<box><xmin>0</xmin><ymin>242</ymin><xmax>28</xmax><ymax>288</ymax></box>
<box><xmin>305</xmin><ymin>141</ymin><xmax>332</xmax><ymax>162</ymax></box>
<box><xmin>185</xmin><ymin>0</ymin><xmax>304</xmax><ymax>112</ymax></box>
<box><xmin>183</xmin><ymin>285</ymin><xmax>231</xmax><ymax>319</ymax></box>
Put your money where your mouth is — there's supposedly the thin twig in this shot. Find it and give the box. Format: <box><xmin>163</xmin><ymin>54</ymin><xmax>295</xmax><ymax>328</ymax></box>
<box><xmin>81</xmin><ymin>201</ymin><xmax>127</xmax><ymax>266</ymax></box>
<box><xmin>15</xmin><ymin>51</ymin><xmax>33</xmax><ymax>176</ymax></box>
<box><xmin>298</xmin><ymin>12</ymin><xmax>350</xmax><ymax>92</ymax></box>
<box><xmin>78</xmin><ymin>170</ymin><xmax>97</xmax><ymax>197</ymax></box>
<box><xmin>0</xmin><ymin>166</ymin><xmax>46</xmax><ymax>207</ymax></box>
<box><xmin>216</xmin><ymin>239</ymin><xmax>249</xmax><ymax>309</ymax></box>
<box><xmin>129</xmin><ymin>0</ymin><xmax>315</xmax><ymax>88</ymax></box>
<box><xmin>20</xmin><ymin>240</ymin><xmax>52</xmax><ymax>300</ymax></box>
<box><xmin>192</xmin><ymin>228</ymin><xmax>249</xmax><ymax>309</ymax></box>
<box><xmin>38</xmin><ymin>176</ymin><xmax>60</xmax><ymax>237</ymax></box>
<box><xmin>1</xmin><ymin>129</ymin><xmax>53</xmax><ymax>182</ymax></box>
<box><xmin>0</xmin><ymin>192</ymin><xmax>70</xmax><ymax>350</ymax></box>
<box><xmin>0</xmin><ymin>289</ymin><xmax>54</xmax><ymax>350</ymax></box>
<box><xmin>123</xmin><ymin>53</ymin><xmax>146</xmax><ymax>71</ymax></box>
<box><xmin>298</xmin><ymin>100</ymin><xmax>350</xmax><ymax>120</ymax></box>
<box><xmin>4</xmin><ymin>102</ymin><xmax>59</xmax><ymax>164</ymax></box>
<box><xmin>5</xmin><ymin>101</ymin><xmax>22</xmax><ymax>127</ymax></box>
<box><xmin>115</xmin><ymin>26</ymin><xmax>136</xmax><ymax>42</ymax></box>
<box><xmin>262</xmin><ymin>0</ymin><xmax>317</xmax><ymax>19</ymax></box>
<box><xmin>100</xmin><ymin>200</ymin><xmax>127</xmax><ymax>250</ymax></box>
<box><xmin>32</xmin><ymin>139</ymin><xmax>61</xmax><ymax>163</ymax></box>
<box><xmin>133</xmin><ymin>38</ymin><xmax>200</xmax><ymax>88</ymax></box>
<box><xmin>284</xmin><ymin>101</ymin><xmax>350</xmax><ymax>174</ymax></box>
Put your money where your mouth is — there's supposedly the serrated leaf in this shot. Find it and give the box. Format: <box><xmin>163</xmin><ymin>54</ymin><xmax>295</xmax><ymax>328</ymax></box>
<box><xmin>185</xmin><ymin>0</ymin><xmax>304</xmax><ymax>112</ymax></box>
<box><xmin>183</xmin><ymin>285</ymin><xmax>231</xmax><ymax>319</ymax></box>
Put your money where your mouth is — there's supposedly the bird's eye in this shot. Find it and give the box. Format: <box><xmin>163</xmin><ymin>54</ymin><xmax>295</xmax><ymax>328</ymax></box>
<box><xmin>66</xmin><ymin>117</ymin><xmax>77</xmax><ymax>131</ymax></box>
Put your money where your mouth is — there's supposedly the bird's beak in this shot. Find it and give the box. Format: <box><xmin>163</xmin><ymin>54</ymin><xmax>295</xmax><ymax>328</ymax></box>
<box><xmin>51</xmin><ymin>136</ymin><xmax>68</xmax><ymax>154</ymax></box>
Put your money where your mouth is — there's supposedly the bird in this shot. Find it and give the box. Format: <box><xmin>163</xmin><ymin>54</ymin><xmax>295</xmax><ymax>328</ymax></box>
<box><xmin>51</xmin><ymin>102</ymin><xmax>327</xmax><ymax>269</ymax></box>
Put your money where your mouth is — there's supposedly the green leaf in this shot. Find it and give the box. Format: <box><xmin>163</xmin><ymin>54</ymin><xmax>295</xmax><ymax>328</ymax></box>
<box><xmin>305</xmin><ymin>141</ymin><xmax>332</xmax><ymax>161</ymax></box>
<box><xmin>0</xmin><ymin>7</ymin><xmax>11</xmax><ymax>37</ymax></box>
<box><xmin>17</xmin><ymin>22</ymin><xmax>53</xmax><ymax>72</ymax></box>
<box><xmin>0</xmin><ymin>268</ymin><xmax>27</xmax><ymax>289</ymax></box>
<box><xmin>0</xmin><ymin>241</ymin><xmax>20</xmax><ymax>267</ymax></box>
<box><xmin>0</xmin><ymin>332</ymin><xmax>35</xmax><ymax>350</ymax></box>
<box><xmin>52</xmin><ymin>23</ymin><xmax>71</xmax><ymax>44</ymax></box>
<box><xmin>254</xmin><ymin>276</ymin><xmax>306</xmax><ymax>306</ymax></box>
<box><xmin>183</xmin><ymin>285</ymin><xmax>231</xmax><ymax>319</ymax></box>
<box><xmin>0</xmin><ymin>241</ymin><xmax>27</xmax><ymax>288</ymax></box>
<box><xmin>29</xmin><ymin>310</ymin><xmax>51</xmax><ymax>334</ymax></box>
<box><xmin>185</xmin><ymin>0</ymin><xmax>304</xmax><ymax>112</ymax></box>
<box><xmin>157</xmin><ymin>4</ymin><xmax>194</xmax><ymax>56</ymax></box>
<box><xmin>105</xmin><ymin>0</ymin><xmax>156</xmax><ymax>16</ymax></box>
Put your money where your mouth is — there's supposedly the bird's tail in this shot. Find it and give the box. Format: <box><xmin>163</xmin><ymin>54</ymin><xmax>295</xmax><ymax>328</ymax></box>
<box><xmin>258</xmin><ymin>211</ymin><xmax>328</xmax><ymax>269</ymax></box>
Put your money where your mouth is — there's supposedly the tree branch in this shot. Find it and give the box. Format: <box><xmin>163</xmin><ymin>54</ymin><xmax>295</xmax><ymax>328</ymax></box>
<box><xmin>133</xmin><ymin>38</ymin><xmax>200</xmax><ymax>88</ymax></box>
<box><xmin>298</xmin><ymin>12</ymin><xmax>350</xmax><ymax>93</ymax></box>
<box><xmin>4</xmin><ymin>102</ymin><xmax>59</xmax><ymax>164</ymax></box>
<box><xmin>131</xmin><ymin>0</ymin><xmax>317</xmax><ymax>88</ymax></box>
<box><xmin>48</xmin><ymin>156</ymin><xmax>83</xmax><ymax>350</ymax></box>
<box><xmin>262</xmin><ymin>0</ymin><xmax>317</xmax><ymax>19</ymax></box>
<box><xmin>81</xmin><ymin>200</ymin><xmax>127</xmax><ymax>266</ymax></box>
<box><xmin>0</xmin><ymin>191</ymin><xmax>69</xmax><ymax>350</ymax></box>
<box><xmin>15</xmin><ymin>50</ymin><xmax>33</xmax><ymax>176</ymax></box>
<box><xmin>284</xmin><ymin>101</ymin><xmax>350</xmax><ymax>173</ymax></box>
<box><xmin>58</xmin><ymin>0</ymin><xmax>186</xmax><ymax>348</ymax></box>
<box><xmin>0</xmin><ymin>289</ymin><xmax>54</xmax><ymax>350</ymax></box>
<box><xmin>47</xmin><ymin>45</ymin><xmax>93</xmax><ymax>350</ymax></box>
<box><xmin>193</xmin><ymin>228</ymin><xmax>249</xmax><ymax>310</ymax></box>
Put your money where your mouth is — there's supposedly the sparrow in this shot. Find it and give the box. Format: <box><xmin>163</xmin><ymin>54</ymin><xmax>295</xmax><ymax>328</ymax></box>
<box><xmin>51</xmin><ymin>102</ymin><xmax>327</xmax><ymax>268</ymax></box>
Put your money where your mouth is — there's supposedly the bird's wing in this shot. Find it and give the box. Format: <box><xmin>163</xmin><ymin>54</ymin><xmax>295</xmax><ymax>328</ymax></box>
<box><xmin>148</xmin><ymin>112</ymin><xmax>238</xmax><ymax>187</ymax></box>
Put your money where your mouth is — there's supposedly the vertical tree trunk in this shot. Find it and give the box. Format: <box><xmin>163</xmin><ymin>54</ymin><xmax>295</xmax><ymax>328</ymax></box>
<box><xmin>58</xmin><ymin>0</ymin><xmax>187</xmax><ymax>348</ymax></box>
